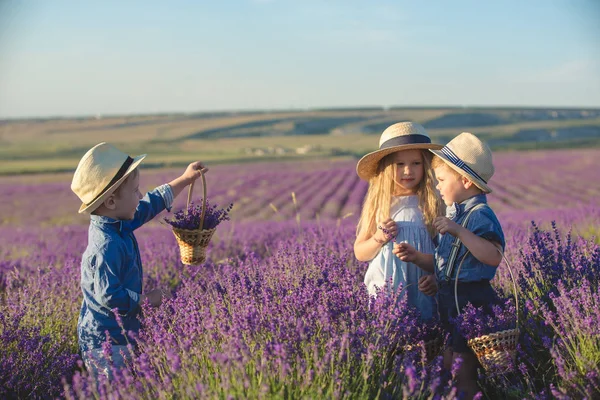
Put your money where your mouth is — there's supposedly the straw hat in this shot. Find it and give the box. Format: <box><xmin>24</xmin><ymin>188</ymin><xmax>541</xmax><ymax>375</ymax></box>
<box><xmin>429</xmin><ymin>132</ymin><xmax>494</xmax><ymax>193</ymax></box>
<box><xmin>71</xmin><ymin>142</ymin><xmax>146</xmax><ymax>214</ymax></box>
<box><xmin>356</xmin><ymin>122</ymin><xmax>443</xmax><ymax>180</ymax></box>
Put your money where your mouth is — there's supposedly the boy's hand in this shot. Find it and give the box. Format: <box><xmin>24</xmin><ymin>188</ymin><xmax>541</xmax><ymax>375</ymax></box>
<box><xmin>160</xmin><ymin>288</ymin><xmax>173</xmax><ymax>301</ymax></box>
<box><xmin>375</xmin><ymin>218</ymin><xmax>397</xmax><ymax>243</ymax></box>
<box><xmin>141</xmin><ymin>288</ymin><xmax>172</xmax><ymax>307</ymax></box>
<box><xmin>168</xmin><ymin>161</ymin><xmax>209</xmax><ymax>199</ymax></box>
<box><xmin>182</xmin><ymin>161</ymin><xmax>209</xmax><ymax>185</ymax></box>
<box><xmin>433</xmin><ymin>216</ymin><xmax>463</xmax><ymax>236</ymax></box>
<box><xmin>393</xmin><ymin>241</ymin><xmax>417</xmax><ymax>262</ymax></box>
<box><xmin>418</xmin><ymin>275</ymin><xmax>438</xmax><ymax>296</ymax></box>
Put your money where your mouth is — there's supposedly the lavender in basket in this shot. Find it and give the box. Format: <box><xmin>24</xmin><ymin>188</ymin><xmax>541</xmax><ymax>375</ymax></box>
<box><xmin>164</xmin><ymin>199</ymin><xmax>233</xmax><ymax>230</ymax></box>
<box><xmin>453</xmin><ymin>298</ymin><xmax>517</xmax><ymax>340</ymax></box>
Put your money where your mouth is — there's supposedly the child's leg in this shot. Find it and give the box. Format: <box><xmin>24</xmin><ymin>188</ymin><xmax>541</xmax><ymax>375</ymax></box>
<box><xmin>82</xmin><ymin>345</ymin><xmax>132</xmax><ymax>381</ymax></box>
<box><xmin>452</xmin><ymin>351</ymin><xmax>479</xmax><ymax>400</ymax></box>
<box><xmin>443</xmin><ymin>346</ymin><xmax>453</xmax><ymax>370</ymax></box>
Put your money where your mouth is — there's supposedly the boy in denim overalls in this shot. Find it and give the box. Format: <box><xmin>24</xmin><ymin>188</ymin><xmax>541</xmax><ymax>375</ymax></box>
<box><xmin>393</xmin><ymin>132</ymin><xmax>504</xmax><ymax>399</ymax></box>
<box><xmin>71</xmin><ymin>142</ymin><xmax>208</xmax><ymax>379</ymax></box>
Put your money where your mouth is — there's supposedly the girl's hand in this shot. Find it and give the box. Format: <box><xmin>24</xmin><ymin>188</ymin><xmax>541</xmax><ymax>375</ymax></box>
<box><xmin>182</xmin><ymin>161</ymin><xmax>209</xmax><ymax>185</ymax></box>
<box><xmin>375</xmin><ymin>218</ymin><xmax>397</xmax><ymax>243</ymax></box>
<box><xmin>433</xmin><ymin>216</ymin><xmax>463</xmax><ymax>236</ymax></box>
<box><xmin>393</xmin><ymin>241</ymin><xmax>417</xmax><ymax>262</ymax></box>
<box><xmin>418</xmin><ymin>275</ymin><xmax>438</xmax><ymax>296</ymax></box>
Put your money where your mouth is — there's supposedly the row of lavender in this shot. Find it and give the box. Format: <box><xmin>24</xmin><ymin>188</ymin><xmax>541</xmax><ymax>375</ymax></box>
<box><xmin>1</xmin><ymin>149</ymin><xmax>599</xmax><ymax>228</ymax></box>
<box><xmin>0</xmin><ymin>217</ymin><xmax>598</xmax><ymax>398</ymax></box>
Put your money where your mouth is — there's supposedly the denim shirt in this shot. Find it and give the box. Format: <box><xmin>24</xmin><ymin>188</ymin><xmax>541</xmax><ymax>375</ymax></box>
<box><xmin>434</xmin><ymin>194</ymin><xmax>505</xmax><ymax>283</ymax></box>
<box><xmin>78</xmin><ymin>184</ymin><xmax>173</xmax><ymax>352</ymax></box>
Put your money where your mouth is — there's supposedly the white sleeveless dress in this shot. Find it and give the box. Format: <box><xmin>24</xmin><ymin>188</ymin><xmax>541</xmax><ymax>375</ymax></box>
<box><xmin>363</xmin><ymin>195</ymin><xmax>437</xmax><ymax>320</ymax></box>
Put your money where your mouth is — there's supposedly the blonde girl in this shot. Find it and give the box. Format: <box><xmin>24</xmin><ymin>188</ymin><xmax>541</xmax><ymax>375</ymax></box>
<box><xmin>354</xmin><ymin>122</ymin><xmax>444</xmax><ymax>319</ymax></box>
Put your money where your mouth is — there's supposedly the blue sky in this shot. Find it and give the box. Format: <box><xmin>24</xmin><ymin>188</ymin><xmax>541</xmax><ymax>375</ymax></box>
<box><xmin>0</xmin><ymin>0</ymin><xmax>599</xmax><ymax>118</ymax></box>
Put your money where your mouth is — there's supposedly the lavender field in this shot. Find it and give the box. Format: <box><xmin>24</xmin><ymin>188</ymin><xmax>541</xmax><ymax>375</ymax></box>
<box><xmin>1</xmin><ymin>148</ymin><xmax>599</xmax><ymax>399</ymax></box>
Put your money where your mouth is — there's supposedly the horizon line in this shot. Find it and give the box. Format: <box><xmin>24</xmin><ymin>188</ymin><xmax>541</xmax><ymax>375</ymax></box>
<box><xmin>2</xmin><ymin>104</ymin><xmax>600</xmax><ymax>122</ymax></box>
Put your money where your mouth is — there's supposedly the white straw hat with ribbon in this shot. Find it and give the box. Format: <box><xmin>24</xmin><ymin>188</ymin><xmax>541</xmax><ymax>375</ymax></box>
<box><xmin>356</xmin><ymin>121</ymin><xmax>443</xmax><ymax>180</ymax></box>
<box><xmin>429</xmin><ymin>132</ymin><xmax>494</xmax><ymax>193</ymax></box>
<box><xmin>71</xmin><ymin>142</ymin><xmax>146</xmax><ymax>214</ymax></box>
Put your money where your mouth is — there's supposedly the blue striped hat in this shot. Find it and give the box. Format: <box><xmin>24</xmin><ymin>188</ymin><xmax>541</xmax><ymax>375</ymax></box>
<box><xmin>429</xmin><ymin>132</ymin><xmax>494</xmax><ymax>193</ymax></box>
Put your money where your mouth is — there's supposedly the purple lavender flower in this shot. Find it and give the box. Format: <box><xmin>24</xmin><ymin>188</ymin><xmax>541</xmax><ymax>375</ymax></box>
<box><xmin>2</xmin><ymin>150</ymin><xmax>600</xmax><ymax>399</ymax></box>
<box><xmin>454</xmin><ymin>299</ymin><xmax>518</xmax><ymax>340</ymax></box>
<box><xmin>164</xmin><ymin>199</ymin><xmax>233</xmax><ymax>230</ymax></box>
<box><xmin>378</xmin><ymin>225</ymin><xmax>396</xmax><ymax>243</ymax></box>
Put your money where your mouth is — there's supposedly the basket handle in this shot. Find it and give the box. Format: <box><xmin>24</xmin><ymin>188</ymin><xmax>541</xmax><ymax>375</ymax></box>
<box><xmin>185</xmin><ymin>169</ymin><xmax>208</xmax><ymax>232</ymax></box>
<box><xmin>396</xmin><ymin>282</ymin><xmax>414</xmax><ymax>298</ymax></box>
<box><xmin>453</xmin><ymin>247</ymin><xmax>519</xmax><ymax>329</ymax></box>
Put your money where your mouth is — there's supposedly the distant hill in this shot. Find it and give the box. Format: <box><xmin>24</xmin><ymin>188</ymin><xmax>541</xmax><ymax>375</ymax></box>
<box><xmin>177</xmin><ymin>107</ymin><xmax>600</xmax><ymax>149</ymax></box>
<box><xmin>1</xmin><ymin>107</ymin><xmax>600</xmax><ymax>174</ymax></box>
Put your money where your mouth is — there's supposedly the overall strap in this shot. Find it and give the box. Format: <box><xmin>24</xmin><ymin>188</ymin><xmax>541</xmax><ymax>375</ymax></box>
<box><xmin>444</xmin><ymin>203</ymin><xmax>487</xmax><ymax>280</ymax></box>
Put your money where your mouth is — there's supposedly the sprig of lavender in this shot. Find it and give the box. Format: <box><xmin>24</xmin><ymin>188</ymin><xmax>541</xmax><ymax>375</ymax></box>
<box><xmin>164</xmin><ymin>199</ymin><xmax>233</xmax><ymax>230</ymax></box>
<box><xmin>453</xmin><ymin>299</ymin><xmax>517</xmax><ymax>340</ymax></box>
<box><xmin>378</xmin><ymin>225</ymin><xmax>396</xmax><ymax>243</ymax></box>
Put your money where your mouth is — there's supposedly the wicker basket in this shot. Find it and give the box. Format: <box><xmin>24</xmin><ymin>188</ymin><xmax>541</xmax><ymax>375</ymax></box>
<box><xmin>171</xmin><ymin>171</ymin><xmax>216</xmax><ymax>265</ymax></box>
<box><xmin>404</xmin><ymin>337</ymin><xmax>444</xmax><ymax>362</ymax></box>
<box><xmin>467</xmin><ymin>328</ymin><xmax>519</xmax><ymax>372</ymax></box>
<box><xmin>399</xmin><ymin>335</ymin><xmax>444</xmax><ymax>363</ymax></box>
<box><xmin>455</xmin><ymin>248</ymin><xmax>519</xmax><ymax>372</ymax></box>
<box><xmin>424</xmin><ymin>335</ymin><xmax>444</xmax><ymax>361</ymax></box>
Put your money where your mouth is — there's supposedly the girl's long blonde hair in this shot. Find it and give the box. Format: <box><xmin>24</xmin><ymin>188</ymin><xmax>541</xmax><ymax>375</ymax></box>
<box><xmin>356</xmin><ymin>150</ymin><xmax>443</xmax><ymax>239</ymax></box>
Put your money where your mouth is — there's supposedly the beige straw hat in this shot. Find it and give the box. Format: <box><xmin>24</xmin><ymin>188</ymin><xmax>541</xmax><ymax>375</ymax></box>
<box><xmin>429</xmin><ymin>132</ymin><xmax>494</xmax><ymax>193</ymax></box>
<box><xmin>356</xmin><ymin>121</ymin><xmax>443</xmax><ymax>180</ymax></box>
<box><xmin>71</xmin><ymin>142</ymin><xmax>146</xmax><ymax>214</ymax></box>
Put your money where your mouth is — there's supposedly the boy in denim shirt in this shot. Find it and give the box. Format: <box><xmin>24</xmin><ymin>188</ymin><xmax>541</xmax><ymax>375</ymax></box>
<box><xmin>393</xmin><ymin>132</ymin><xmax>504</xmax><ymax>399</ymax></box>
<box><xmin>71</xmin><ymin>142</ymin><xmax>208</xmax><ymax>379</ymax></box>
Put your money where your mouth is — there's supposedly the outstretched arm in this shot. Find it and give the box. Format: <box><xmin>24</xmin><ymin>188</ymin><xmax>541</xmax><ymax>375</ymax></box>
<box><xmin>129</xmin><ymin>161</ymin><xmax>209</xmax><ymax>231</ymax></box>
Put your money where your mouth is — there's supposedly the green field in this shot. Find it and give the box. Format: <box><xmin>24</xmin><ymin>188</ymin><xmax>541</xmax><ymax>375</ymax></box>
<box><xmin>2</xmin><ymin>107</ymin><xmax>600</xmax><ymax>174</ymax></box>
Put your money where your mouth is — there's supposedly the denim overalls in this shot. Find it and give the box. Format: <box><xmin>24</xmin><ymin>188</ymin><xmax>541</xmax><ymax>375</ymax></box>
<box><xmin>434</xmin><ymin>194</ymin><xmax>505</xmax><ymax>352</ymax></box>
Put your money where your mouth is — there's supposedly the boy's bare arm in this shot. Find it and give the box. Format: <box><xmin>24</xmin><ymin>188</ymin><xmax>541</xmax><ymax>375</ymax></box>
<box><xmin>168</xmin><ymin>161</ymin><xmax>209</xmax><ymax>199</ymax></box>
<box><xmin>455</xmin><ymin>229</ymin><xmax>502</xmax><ymax>266</ymax></box>
<box><xmin>434</xmin><ymin>217</ymin><xmax>502</xmax><ymax>267</ymax></box>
